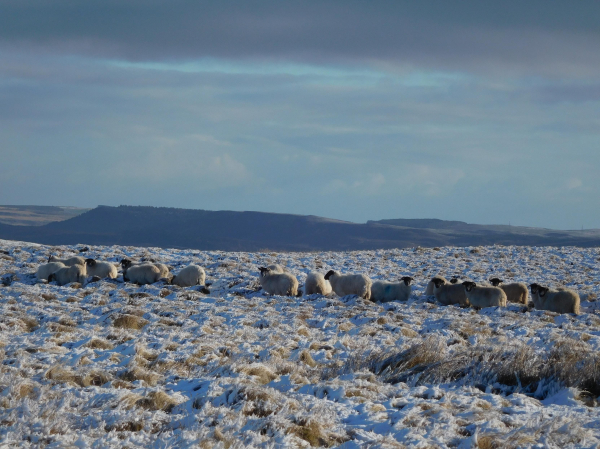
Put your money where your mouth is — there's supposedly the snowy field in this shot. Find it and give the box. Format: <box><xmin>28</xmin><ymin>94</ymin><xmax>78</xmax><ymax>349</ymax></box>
<box><xmin>1</xmin><ymin>239</ymin><xmax>600</xmax><ymax>448</ymax></box>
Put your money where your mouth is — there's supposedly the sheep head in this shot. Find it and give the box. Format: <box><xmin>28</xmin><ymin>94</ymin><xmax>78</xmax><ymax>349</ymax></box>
<box><xmin>85</xmin><ymin>258</ymin><xmax>97</xmax><ymax>267</ymax></box>
<box><xmin>537</xmin><ymin>286</ymin><xmax>549</xmax><ymax>297</ymax></box>
<box><xmin>449</xmin><ymin>278</ymin><xmax>459</xmax><ymax>284</ymax></box>
<box><xmin>401</xmin><ymin>276</ymin><xmax>413</xmax><ymax>286</ymax></box>
<box><xmin>529</xmin><ymin>283</ymin><xmax>540</xmax><ymax>294</ymax></box>
<box><xmin>432</xmin><ymin>278</ymin><xmax>445</xmax><ymax>288</ymax></box>
<box><xmin>489</xmin><ymin>278</ymin><xmax>503</xmax><ymax>286</ymax></box>
<box><xmin>462</xmin><ymin>281</ymin><xmax>476</xmax><ymax>292</ymax></box>
<box><xmin>120</xmin><ymin>259</ymin><xmax>133</xmax><ymax>270</ymax></box>
<box><xmin>258</xmin><ymin>267</ymin><xmax>270</xmax><ymax>277</ymax></box>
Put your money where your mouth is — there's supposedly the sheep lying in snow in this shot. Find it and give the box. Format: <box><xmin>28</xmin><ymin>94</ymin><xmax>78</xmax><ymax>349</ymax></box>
<box><xmin>530</xmin><ymin>283</ymin><xmax>580</xmax><ymax>314</ymax></box>
<box><xmin>85</xmin><ymin>259</ymin><xmax>118</xmax><ymax>279</ymax></box>
<box><xmin>123</xmin><ymin>264</ymin><xmax>163</xmax><ymax>285</ymax></box>
<box><xmin>48</xmin><ymin>255</ymin><xmax>85</xmax><ymax>266</ymax></box>
<box><xmin>121</xmin><ymin>259</ymin><xmax>171</xmax><ymax>280</ymax></box>
<box><xmin>432</xmin><ymin>278</ymin><xmax>468</xmax><ymax>306</ymax></box>
<box><xmin>172</xmin><ymin>265</ymin><xmax>206</xmax><ymax>287</ymax></box>
<box><xmin>371</xmin><ymin>276</ymin><xmax>413</xmax><ymax>303</ymax></box>
<box><xmin>324</xmin><ymin>270</ymin><xmax>372</xmax><ymax>300</ymax></box>
<box><xmin>425</xmin><ymin>275</ymin><xmax>447</xmax><ymax>296</ymax></box>
<box><xmin>259</xmin><ymin>267</ymin><xmax>299</xmax><ymax>296</ymax></box>
<box><xmin>462</xmin><ymin>281</ymin><xmax>507</xmax><ymax>308</ymax></box>
<box><xmin>48</xmin><ymin>265</ymin><xmax>87</xmax><ymax>286</ymax></box>
<box><xmin>489</xmin><ymin>278</ymin><xmax>528</xmax><ymax>304</ymax></box>
<box><xmin>304</xmin><ymin>272</ymin><xmax>332</xmax><ymax>295</ymax></box>
<box><xmin>36</xmin><ymin>262</ymin><xmax>66</xmax><ymax>281</ymax></box>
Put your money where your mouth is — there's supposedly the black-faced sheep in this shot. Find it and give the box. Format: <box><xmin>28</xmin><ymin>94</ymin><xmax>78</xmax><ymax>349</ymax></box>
<box><xmin>85</xmin><ymin>259</ymin><xmax>118</xmax><ymax>279</ymax></box>
<box><xmin>123</xmin><ymin>264</ymin><xmax>162</xmax><ymax>285</ymax></box>
<box><xmin>36</xmin><ymin>262</ymin><xmax>66</xmax><ymax>281</ymax></box>
<box><xmin>371</xmin><ymin>276</ymin><xmax>413</xmax><ymax>303</ymax></box>
<box><xmin>425</xmin><ymin>275</ymin><xmax>447</xmax><ymax>296</ymax></box>
<box><xmin>304</xmin><ymin>272</ymin><xmax>332</xmax><ymax>295</ymax></box>
<box><xmin>48</xmin><ymin>265</ymin><xmax>87</xmax><ymax>286</ymax></box>
<box><xmin>531</xmin><ymin>284</ymin><xmax>580</xmax><ymax>314</ymax></box>
<box><xmin>121</xmin><ymin>258</ymin><xmax>171</xmax><ymax>280</ymax></box>
<box><xmin>489</xmin><ymin>278</ymin><xmax>528</xmax><ymax>304</ymax></box>
<box><xmin>324</xmin><ymin>270</ymin><xmax>372</xmax><ymax>300</ymax></box>
<box><xmin>172</xmin><ymin>265</ymin><xmax>206</xmax><ymax>287</ymax></box>
<box><xmin>48</xmin><ymin>255</ymin><xmax>86</xmax><ymax>266</ymax></box>
<box><xmin>258</xmin><ymin>267</ymin><xmax>299</xmax><ymax>296</ymax></box>
<box><xmin>432</xmin><ymin>278</ymin><xmax>468</xmax><ymax>306</ymax></box>
<box><xmin>462</xmin><ymin>281</ymin><xmax>507</xmax><ymax>308</ymax></box>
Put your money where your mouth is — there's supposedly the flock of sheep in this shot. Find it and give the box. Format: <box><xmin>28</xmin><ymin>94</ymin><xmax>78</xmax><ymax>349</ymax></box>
<box><xmin>34</xmin><ymin>256</ymin><xmax>580</xmax><ymax>315</ymax></box>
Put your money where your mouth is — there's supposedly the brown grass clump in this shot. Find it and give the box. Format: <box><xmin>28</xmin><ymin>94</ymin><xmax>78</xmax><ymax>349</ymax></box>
<box><xmin>16</xmin><ymin>382</ymin><xmax>37</xmax><ymax>399</ymax></box>
<box><xmin>135</xmin><ymin>391</ymin><xmax>179</xmax><ymax>412</ymax></box>
<box><xmin>41</xmin><ymin>293</ymin><xmax>56</xmax><ymax>301</ymax></box>
<box><xmin>297</xmin><ymin>327</ymin><xmax>310</xmax><ymax>337</ymax></box>
<box><xmin>400</xmin><ymin>327</ymin><xmax>419</xmax><ymax>338</ymax></box>
<box><xmin>85</xmin><ymin>338</ymin><xmax>114</xmax><ymax>350</ymax></box>
<box><xmin>80</xmin><ymin>370</ymin><xmax>111</xmax><ymax>387</ymax></box>
<box><xmin>105</xmin><ymin>421</ymin><xmax>144</xmax><ymax>432</ymax></box>
<box><xmin>288</xmin><ymin>418</ymin><xmax>347</xmax><ymax>447</ymax></box>
<box><xmin>45</xmin><ymin>365</ymin><xmax>111</xmax><ymax>387</ymax></box>
<box><xmin>299</xmin><ymin>349</ymin><xmax>318</xmax><ymax>368</ymax></box>
<box><xmin>338</xmin><ymin>322</ymin><xmax>353</xmax><ymax>332</ymax></box>
<box><xmin>45</xmin><ymin>365</ymin><xmax>79</xmax><ymax>385</ymax></box>
<box><xmin>119</xmin><ymin>366</ymin><xmax>160</xmax><ymax>386</ymax></box>
<box><xmin>113</xmin><ymin>314</ymin><xmax>149</xmax><ymax>330</ymax></box>
<box><xmin>238</xmin><ymin>363</ymin><xmax>278</xmax><ymax>385</ymax></box>
<box><xmin>20</xmin><ymin>317</ymin><xmax>39</xmax><ymax>333</ymax></box>
<box><xmin>65</xmin><ymin>297</ymin><xmax>78</xmax><ymax>303</ymax></box>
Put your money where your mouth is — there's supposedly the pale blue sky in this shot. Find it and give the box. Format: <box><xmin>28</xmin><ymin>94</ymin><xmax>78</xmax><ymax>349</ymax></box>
<box><xmin>1</xmin><ymin>1</ymin><xmax>599</xmax><ymax>229</ymax></box>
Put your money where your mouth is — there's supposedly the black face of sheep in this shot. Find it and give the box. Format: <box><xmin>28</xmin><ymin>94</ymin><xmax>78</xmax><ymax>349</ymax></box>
<box><xmin>121</xmin><ymin>259</ymin><xmax>133</xmax><ymax>270</ymax></box>
<box><xmin>462</xmin><ymin>281</ymin><xmax>476</xmax><ymax>292</ymax></box>
<box><xmin>85</xmin><ymin>258</ymin><xmax>97</xmax><ymax>267</ymax></box>
<box><xmin>432</xmin><ymin>278</ymin><xmax>445</xmax><ymax>288</ymax></box>
<box><xmin>258</xmin><ymin>267</ymin><xmax>270</xmax><ymax>277</ymax></box>
<box><xmin>449</xmin><ymin>278</ymin><xmax>458</xmax><ymax>284</ymax></box>
<box><xmin>401</xmin><ymin>276</ymin><xmax>413</xmax><ymax>286</ymax></box>
<box><xmin>529</xmin><ymin>283</ymin><xmax>540</xmax><ymax>294</ymax></box>
<box><xmin>324</xmin><ymin>270</ymin><xmax>335</xmax><ymax>280</ymax></box>
<box><xmin>489</xmin><ymin>278</ymin><xmax>503</xmax><ymax>286</ymax></box>
<box><xmin>538</xmin><ymin>286</ymin><xmax>549</xmax><ymax>297</ymax></box>
<box><xmin>47</xmin><ymin>274</ymin><xmax>56</xmax><ymax>283</ymax></box>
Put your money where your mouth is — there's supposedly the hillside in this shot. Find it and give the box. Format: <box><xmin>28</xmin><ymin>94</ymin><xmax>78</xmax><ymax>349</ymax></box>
<box><xmin>0</xmin><ymin>205</ymin><xmax>90</xmax><ymax>226</ymax></box>
<box><xmin>0</xmin><ymin>205</ymin><xmax>600</xmax><ymax>251</ymax></box>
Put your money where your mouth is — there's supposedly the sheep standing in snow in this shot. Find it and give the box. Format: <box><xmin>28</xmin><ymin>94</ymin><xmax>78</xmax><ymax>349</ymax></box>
<box><xmin>36</xmin><ymin>262</ymin><xmax>66</xmax><ymax>281</ymax></box>
<box><xmin>85</xmin><ymin>259</ymin><xmax>118</xmax><ymax>279</ymax></box>
<box><xmin>462</xmin><ymin>281</ymin><xmax>507</xmax><ymax>308</ymax></box>
<box><xmin>258</xmin><ymin>267</ymin><xmax>299</xmax><ymax>296</ymax></box>
<box><xmin>531</xmin><ymin>284</ymin><xmax>580</xmax><ymax>314</ymax></box>
<box><xmin>432</xmin><ymin>278</ymin><xmax>468</xmax><ymax>306</ymax></box>
<box><xmin>371</xmin><ymin>276</ymin><xmax>413</xmax><ymax>303</ymax></box>
<box><xmin>489</xmin><ymin>278</ymin><xmax>528</xmax><ymax>304</ymax></box>
<box><xmin>425</xmin><ymin>275</ymin><xmax>447</xmax><ymax>296</ymax></box>
<box><xmin>123</xmin><ymin>263</ymin><xmax>162</xmax><ymax>285</ymax></box>
<box><xmin>48</xmin><ymin>255</ymin><xmax>85</xmax><ymax>266</ymax></box>
<box><xmin>324</xmin><ymin>270</ymin><xmax>372</xmax><ymax>300</ymax></box>
<box><xmin>172</xmin><ymin>264</ymin><xmax>206</xmax><ymax>287</ymax></box>
<box><xmin>304</xmin><ymin>272</ymin><xmax>332</xmax><ymax>296</ymax></box>
<box><xmin>48</xmin><ymin>265</ymin><xmax>87</xmax><ymax>286</ymax></box>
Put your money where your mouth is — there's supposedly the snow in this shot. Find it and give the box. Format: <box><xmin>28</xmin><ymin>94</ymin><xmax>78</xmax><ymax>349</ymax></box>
<box><xmin>0</xmin><ymin>240</ymin><xmax>599</xmax><ymax>447</ymax></box>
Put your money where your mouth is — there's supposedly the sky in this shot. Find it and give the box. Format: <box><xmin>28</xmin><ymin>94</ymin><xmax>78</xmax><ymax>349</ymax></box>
<box><xmin>1</xmin><ymin>1</ymin><xmax>599</xmax><ymax>229</ymax></box>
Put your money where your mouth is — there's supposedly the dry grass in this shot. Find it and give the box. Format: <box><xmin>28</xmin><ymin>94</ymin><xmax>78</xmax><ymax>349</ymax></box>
<box><xmin>288</xmin><ymin>418</ymin><xmax>347</xmax><ymax>447</ymax></box>
<box><xmin>45</xmin><ymin>365</ymin><xmax>111</xmax><ymax>387</ymax></box>
<box><xmin>113</xmin><ymin>314</ymin><xmax>149</xmax><ymax>330</ymax></box>
<box><xmin>238</xmin><ymin>363</ymin><xmax>278</xmax><ymax>385</ymax></box>
<box><xmin>85</xmin><ymin>338</ymin><xmax>114</xmax><ymax>350</ymax></box>
<box><xmin>119</xmin><ymin>366</ymin><xmax>161</xmax><ymax>386</ymax></box>
<box><xmin>299</xmin><ymin>349</ymin><xmax>318</xmax><ymax>368</ymax></box>
<box><xmin>135</xmin><ymin>391</ymin><xmax>180</xmax><ymax>412</ymax></box>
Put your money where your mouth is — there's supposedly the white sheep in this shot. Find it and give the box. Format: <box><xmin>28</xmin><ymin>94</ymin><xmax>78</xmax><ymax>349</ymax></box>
<box><xmin>432</xmin><ymin>278</ymin><xmax>468</xmax><ymax>306</ymax></box>
<box><xmin>489</xmin><ymin>278</ymin><xmax>528</xmax><ymax>304</ymax></box>
<box><xmin>48</xmin><ymin>255</ymin><xmax>85</xmax><ymax>266</ymax></box>
<box><xmin>371</xmin><ymin>276</ymin><xmax>413</xmax><ymax>303</ymax></box>
<box><xmin>121</xmin><ymin>258</ymin><xmax>170</xmax><ymax>279</ymax></box>
<box><xmin>462</xmin><ymin>281</ymin><xmax>507</xmax><ymax>308</ymax></box>
<box><xmin>258</xmin><ymin>266</ymin><xmax>299</xmax><ymax>296</ymax></box>
<box><xmin>304</xmin><ymin>272</ymin><xmax>332</xmax><ymax>296</ymax></box>
<box><xmin>48</xmin><ymin>264</ymin><xmax>87</xmax><ymax>286</ymax></box>
<box><xmin>123</xmin><ymin>263</ymin><xmax>162</xmax><ymax>285</ymax></box>
<box><xmin>172</xmin><ymin>264</ymin><xmax>206</xmax><ymax>287</ymax></box>
<box><xmin>531</xmin><ymin>284</ymin><xmax>580</xmax><ymax>314</ymax></box>
<box><xmin>424</xmin><ymin>275</ymin><xmax>447</xmax><ymax>296</ymax></box>
<box><xmin>36</xmin><ymin>262</ymin><xmax>66</xmax><ymax>281</ymax></box>
<box><xmin>85</xmin><ymin>258</ymin><xmax>118</xmax><ymax>279</ymax></box>
<box><xmin>266</xmin><ymin>264</ymin><xmax>288</xmax><ymax>273</ymax></box>
<box><xmin>324</xmin><ymin>270</ymin><xmax>372</xmax><ymax>300</ymax></box>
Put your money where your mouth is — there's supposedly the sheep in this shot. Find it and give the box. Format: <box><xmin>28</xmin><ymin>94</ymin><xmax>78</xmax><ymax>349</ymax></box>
<box><xmin>48</xmin><ymin>255</ymin><xmax>86</xmax><ymax>266</ymax></box>
<box><xmin>121</xmin><ymin>259</ymin><xmax>170</xmax><ymax>279</ymax></box>
<box><xmin>462</xmin><ymin>281</ymin><xmax>507</xmax><ymax>308</ymax></box>
<box><xmin>258</xmin><ymin>266</ymin><xmax>299</xmax><ymax>296</ymax></box>
<box><xmin>304</xmin><ymin>272</ymin><xmax>332</xmax><ymax>296</ymax></box>
<box><xmin>424</xmin><ymin>275</ymin><xmax>447</xmax><ymax>296</ymax></box>
<box><xmin>371</xmin><ymin>276</ymin><xmax>413</xmax><ymax>303</ymax></box>
<box><xmin>85</xmin><ymin>259</ymin><xmax>118</xmax><ymax>279</ymax></box>
<box><xmin>266</xmin><ymin>264</ymin><xmax>288</xmax><ymax>273</ymax></box>
<box><xmin>531</xmin><ymin>284</ymin><xmax>580</xmax><ymax>314</ymax></box>
<box><xmin>123</xmin><ymin>263</ymin><xmax>162</xmax><ymax>285</ymax></box>
<box><xmin>489</xmin><ymin>278</ymin><xmax>528</xmax><ymax>304</ymax></box>
<box><xmin>324</xmin><ymin>270</ymin><xmax>372</xmax><ymax>300</ymax></box>
<box><xmin>172</xmin><ymin>264</ymin><xmax>206</xmax><ymax>287</ymax></box>
<box><xmin>36</xmin><ymin>262</ymin><xmax>66</xmax><ymax>281</ymax></box>
<box><xmin>48</xmin><ymin>264</ymin><xmax>87</xmax><ymax>286</ymax></box>
<box><xmin>432</xmin><ymin>278</ymin><xmax>468</xmax><ymax>306</ymax></box>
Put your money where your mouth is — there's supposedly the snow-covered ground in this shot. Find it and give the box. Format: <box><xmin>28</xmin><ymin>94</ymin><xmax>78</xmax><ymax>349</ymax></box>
<box><xmin>1</xmin><ymin>239</ymin><xmax>599</xmax><ymax>448</ymax></box>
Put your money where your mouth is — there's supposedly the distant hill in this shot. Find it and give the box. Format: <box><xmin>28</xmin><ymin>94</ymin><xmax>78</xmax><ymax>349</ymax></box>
<box><xmin>0</xmin><ymin>205</ymin><xmax>90</xmax><ymax>226</ymax></box>
<box><xmin>0</xmin><ymin>205</ymin><xmax>599</xmax><ymax>251</ymax></box>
